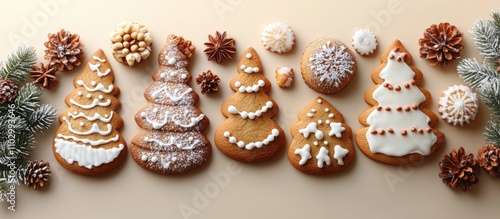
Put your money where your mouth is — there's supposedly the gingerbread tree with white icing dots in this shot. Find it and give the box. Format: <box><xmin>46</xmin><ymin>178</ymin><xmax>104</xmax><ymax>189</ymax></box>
<box><xmin>53</xmin><ymin>49</ymin><xmax>127</xmax><ymax>175</ymax></box>
<box><xmin>214</xmin><ymin>47</ymin><xmax>286</xmax><ymax>162</ymax></box>
<box><xmin>356</xmin><ymin>40</ymin><xmax>445</xmax><ymax>165</ymax></box>
<box><xmin>130</xmin><ymin>35</ymin><xmax>211</xmax><ymax>174</ymax></box>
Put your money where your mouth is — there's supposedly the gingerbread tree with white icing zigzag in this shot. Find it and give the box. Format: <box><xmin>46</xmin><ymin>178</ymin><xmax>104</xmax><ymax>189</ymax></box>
<box><xmin>356</xmin><ymin>40</ymin><xmax>445</xmax><ymax>165</ymax></box>
<box><xmin>130</xmin><ymin>35</ymin><xmax>211</xmax><ymax>174</ymax></box>
<box><xmin>214</xmin><ymin>47</ymin><xmax>285</xmax><ymax>162</ymax></box>
<box><xmin>53</xmin><ymin>49</ymin><xmax>127</xmax><ymax>175</ymax></box>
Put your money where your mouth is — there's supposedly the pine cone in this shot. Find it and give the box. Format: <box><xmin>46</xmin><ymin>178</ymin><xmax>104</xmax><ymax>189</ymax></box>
<box><xmin>172</xmin><ymin>35</ymin><xmax>195</xmax><ymax>58</ymax></box>
<box><xmin>0</xmin><ymin>79</ymin><xmax>18</xmax><ymax>105</ymax></box>
<box><xmin>30</xmin><ymin>62</ymin><xmax>59</xmax><ymax>89</ymax></box>
<box><xmin>196</xmin><ymin>70</ymin><xmax>221</xmax><ymax>94</ymax></box>
<box><xmin>44</xmin><ymin>29</ymin><xmax>84</xmax><ymax>72</ymax></box>
<box><xmin>418</xmin><ymin>22</ymin><xmax>464</xmax><ymax>69</ymax></box>
<box><xmin>438</xmin><ymin>147</ymin><xmax>479</xmax><ymax>191</ymax></box>
<box><xmin>478</xmin><ymin>145</ymin><xmax>500</xmax><ymax>177</ymax></box>
<box><xmin>25</xmin><ymin>160</ymin><xmax>51</xmax><ymax>190</ymax></box>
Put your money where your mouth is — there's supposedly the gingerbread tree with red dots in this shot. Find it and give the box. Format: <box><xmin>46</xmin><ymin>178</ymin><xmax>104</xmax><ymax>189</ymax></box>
<box><xmin>356</xmin><ymin>40</ymin><xmax>445</xmax><ymax>165</ymax></box>
<box><xmin>214</xmin><ymin>47</ymin><xmax>286</xmax><ymax>162</ymax></box>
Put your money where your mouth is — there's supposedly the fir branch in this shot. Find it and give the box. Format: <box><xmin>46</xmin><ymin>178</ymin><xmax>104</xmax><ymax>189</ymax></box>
<box><xmin>491</xmin><ymin>10</ymin><xmax>500</xmax><ymax>34</ymax></box>
<box><xmin>485</xmin><ymin>121</ymin><xmax>500</xmax><ymax>147</ymax></box>
<box><xmin>457</xmin><ymin>58</ymin><xmax>499</xmax><ymax>88</ymax></box>
<box><xmin>13</xmin><ymin>83</ymin><xmax>42</xmax><ymax>117</ymax></box>
<box><xmin>27</xmin><ymin>104</ymin><xmax>57</xmax><ymax>133</ymax></box>
<box><xmin>471</xmin><ymin>17</ymin><xmax>500</xmax><ymax>62</ymax></box>
<box><xmin>0</xmin><ymin>46</ymin><xmax>37</xmax><ymax>84</ymax></box>
<box><xmin>479</xmin><ymin>80</ymin><xmax>500</xmax><ymax>119</ymax></box>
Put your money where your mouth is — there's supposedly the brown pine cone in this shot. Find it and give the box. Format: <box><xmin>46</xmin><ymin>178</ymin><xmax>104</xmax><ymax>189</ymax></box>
<box><xmin>418</xmin><ymin>22</ymin><xmax>463</xmax><ymax>69</ymax></box>
<box><xmin>25</xmin><ymin>160</ymin><xmax>51</xmax><ymax>190</ymax></box>
<box><xmin>0</xmin><ymin>79</ymin><xmax>18</xmax><ymax>105</ymax></box>
<box><xmin>196</xmin><ymin>70</ymin><xmax>221</xmax><ymax>95</ymax></box>
<box><xmin>478</xmin><ymin>145</ymin><xmax>500</xmax><ymax>177</ymax></box>
<box><xmin>30</xmin><ymin>62</ymin><xmax>59</xmax><ymax>89</ymax></box>
<box><xmin>438</xmin><ymin>147</ymin><xmax>479</xmax><ymax>191</ymax></box>
<box><xmin>44</xmin><ymin>29</ymin><xmax>84</xmax><ymax>72</ymax></box>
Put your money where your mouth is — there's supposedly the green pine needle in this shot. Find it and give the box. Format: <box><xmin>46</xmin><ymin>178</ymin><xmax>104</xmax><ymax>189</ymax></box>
<box><xmin>491</xmin><ymin>10</ymin><xmax>500</xmax><ymax>33</ymax></box>
<box><xmin>13</xmin><ymin>83</ymin><xmax>42</xmax><ymax>117</ymax></box>
<box><xmin>479</xmin><ymin>80</ymin><xmax>500</xmax><ymax>119</ymax></box>
<box><xmin>471</xmin><ymin>14</ymin><xmax>500</xmax><ymax>62</ymax></box>
<box><xmin>457</xmin><ymin>58</ymin><xmax>499</xmax><ymax>89</ymax></box>
<box><xmin>27</xmin><ymin>104</ymin><xmax>57</xmax><ymax>133</ymax></box>
<box><xmin>0</xmin><ymin>46</ymin><xmax>36</xmax><ymax>84</ymax></box>
<box><xmin>485</xmin><ymin>121</ymin><xmax>500</xmax><ymax>147</ymax></box>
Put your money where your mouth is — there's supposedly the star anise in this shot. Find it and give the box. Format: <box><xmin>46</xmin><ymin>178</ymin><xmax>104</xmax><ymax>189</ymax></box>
<box><xmin>30</xmin><ymin>62</ymin><xmax>59</xmax><ymax>89</ymax></box>
<box><xmin>204</xmin><ymin>31</ymin><xmax>236</xmax><ymax>64</ymax></box>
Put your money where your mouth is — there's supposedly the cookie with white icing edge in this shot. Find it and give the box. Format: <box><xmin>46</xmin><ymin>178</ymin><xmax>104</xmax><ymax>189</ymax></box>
<box><xmin>214</xmin><ymin>47</ymin><xmax>286</xmax><ymax>162</ymax></box>
<box><xmin>261</xmin><ymin>21</ymin><xmax>295</xmax><ymax>53</ymax></box>
<box><xmin>356</xmin><ymin>40</ymin><xmax>445</xmax><ymax>165</ymax></box>
<box><xmin>288</xmin><ymin>97</ymin><xmax>355</xmax><ymax>175</ymax></box>
<box><xmin>301</xmin><ymin>38</ymin><xmax>357</xmax><ymax>94</ymax></box>
<box><xmin>275</xmin><ymin>66</ymin><xmax>294</xmax><ymax>88</ymax></box>
<box><xmin>52</xmin><ymin>49</ymin><xmax>127</xmax><ymax>176</ymax></box>
<box><xmin>438</xmin><ymin>85</ymin><xmax>478</xmax><ymax>126</ymax></box>
<box><xmin>131</xmin><ymin>35</ymin><xmax>211</xmax><ymax>174</ymax></box>
<box><xmin>352</xmin><ymin>29</ymin><xmax>378</xmax><ymax>55</ymax></box>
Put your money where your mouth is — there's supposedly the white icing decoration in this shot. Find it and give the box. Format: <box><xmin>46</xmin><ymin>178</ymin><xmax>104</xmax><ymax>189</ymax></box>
<box><xmin>438</xmin><ymin>85</ymin><xmax>478</xmax><ymax>126</ymax></box>
<box><xmin>317</xmin><ymin>99</ymin><xmax>322</xmax><ymax>104</ymax></box>
<box><xmin>333</xmin><ymin>145</ymin><xmax>349</xmax><ymax>165</ymax></box>
<box><xmin>235</xmin><ymin>80</ymin><xmax>265</xmax><ymax>93</ymax></box>
<box><xmin>294</xmin><ymin>144</ymin><xmax>312</xmax><ymax>165</ymax></box>
<box><xmin>57</xmin><ymin>133</ymin><xmax>119</xmax><ymax>146</ymax></box>
<box><xmin>151</xmin><ymin>87</ymin><xmax>192</xmax><ymax>101</ymax></box>
<box><xmin>88</xmin><ymin>62</ymin><xmax>111</xmax><ymax>77</ymax></box>
<box><xmin>366</xmin><ymin>49</ymin><xmax>437</xmax><ymax>156</ymax></box>
<box><xmin>141</xmin><ymin>154</ymin><xmax>148</xmax><ymax>161</ymax></box>
<box><xmin>141</xmin><ymin>111</ymin><xmax>204</xmax><ymax>129</ymax></box>
<box><xmin>325</xmin><ymin>108</ymin><xmax>330</xmax><ymax>112</ymax></box>
<box><xmin>313</xmin><ymin>142</ymin><xmax>318</xmax><ymax>146</ymax></box>
<box><xmin>261</xmin><ymin>21</ymin><xmax>295</xmax><ymax>53</ymax></box>
<box><xmin>328</xmin><ymin>113</ymin><xmax>334</xmax><ymax>118</ymax></box>
<box><xmin>91</xmin><ymin>81</ymin><xmax>96</xmax><ymax>86</ymax></box>
<box><xmin>86</xmin><ymin>94</ymin><xmax>92</xmax><ymax>98</ymax></box>
<box><xmin>299</xmin><ymin>122</ymin><xmax>324</xmax><ymax>140</ymax></box>
<box><xmin>325</xmin><ymin>120</ymin><xmax>330</xmax><ymax>124</ymax></box>
<box><xmin>76</xmin><ymin>80</ymin><xmax>114</xmax><ymax>93</ymax></box>
<box><xmin>54</xmin><ymin>138</ymin><xmax>124</xmax><ymax>169</ymax></box>
<box><xmin>79</xmin><ymin>122</ymin><xmax>84</xmax><ymax>127</ymax></box>
<box><xmin>144</xmin><ymin>136</ymin><xmax>200</xmax><ymax>150</ymax></box>
<box><xmin>246</xmin><ymin>53</ymin><xmax>252</xmax><ymax>58</ymax></box>
<box><xmin>68</xmin><ymin>111</ymin><xmax>114</xmax><ymax>123</ymax></box>
<box><xmin>98</xmin><ymin>95</ymin><xmax>103</xmax><ymax>100</ymax></box>
<box><xmin>323</xmin><ymin>141</ymin><xmax>328</xmax><ymax>145</ymax></box>
<box><xmin>93</xmin><ymin>56</ymin><xmax>106</xmax><ymax>63</ymax></box>
<box><xmin>168</xmin><ymin>57</ymin><xmax>176</xmax><ymax>65</ymax></box>
<box><xmin>308</xmin><ymin>40</ymin><xmax>355</xmax><ymax>86</ymax></box>
<box><xmin>307</xmin><ymin>113</ymin><xmax>314</xmax><ymax>118</ymax></box>
<box><xmin>77</xmin><ymin>91</ymin><xmax>82</xmax><ymax>96</ymax></box>
<box><xmin>352</xmin><ymin>29</ymin><xmax>378</xmax><ymax>55</ymax></box>
<box><xmin>228</xmin><ymin>101</ymin><xmax>273</xmax><ymax>119</ymax></box>
<box><xmin>316</xmin><ymin>147</ymin><xmax>331</xmax><ymax>168</ymax></box>
<box><xmin>329</xmin><ymin>122</ymin><xmax>345</xmax><ymax>138</ymax></box>
<box><xmin>223</xmin><ymin>129</ymin><xmax>280</xmax><ymax>150</ymax></box>
<box><xmin>62</xmin><ymin>117</ymin><xmax>112</xmax><ymax>136</ymax></box>
<box><xmin>70</xmin><ymin>98</ymin><xmax>111</xmax><ymax>109</ymax></box>
<box><xmin>241</xmin><ymin>65</ymin><xmax>260</xmax><ymax>73</ymax></box>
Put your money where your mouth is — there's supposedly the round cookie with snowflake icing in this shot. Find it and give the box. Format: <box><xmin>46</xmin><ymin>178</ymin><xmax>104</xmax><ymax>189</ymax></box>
<box><xmin>438</xmin><ymin>85</ymin><xmax>478</xmax><ymax>126</ymax></box>
<box><xmin>301</xmin><ymin>38</ymin><xmax>357</xmax><ymax>94</ymax></box>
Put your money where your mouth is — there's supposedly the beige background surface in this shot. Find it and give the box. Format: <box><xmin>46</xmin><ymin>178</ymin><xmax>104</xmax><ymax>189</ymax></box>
<box><xmin>1</xmin><ymin>0</ymin><xmax>499</xmax><ymax>218</ymax></box>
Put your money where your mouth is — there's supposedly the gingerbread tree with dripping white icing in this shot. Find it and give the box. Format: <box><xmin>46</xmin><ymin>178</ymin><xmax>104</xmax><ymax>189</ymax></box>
<box><xmin>52</xmin><ymin>49</ymin><xmax>127</xmax><ymax>175</ymax></box>
<box><xmin>130</xmin><ymin>35</ymin><xmax>211</xmax><ymax>174</ymax></box>
<box><xmin>214</xmin><ymin>47</ymin><xmax>285</xmax><ymax>162</ymax></box>
<box><xmin>356</xmin><ymin>40</ymin><xmax>445</xmax><ymax>165</ymax></box>
<box><xmin>288</xmin><ymin>97</ymin><xmax>354</xmax><ymax>175</ymax></box>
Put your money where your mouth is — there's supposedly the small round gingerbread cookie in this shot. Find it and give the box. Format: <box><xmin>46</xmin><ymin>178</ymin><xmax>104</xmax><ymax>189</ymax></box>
<box><xmin>352</xmin><ymin>29</ymin><xmax>378</xmax><ymax>55</ymax></box>
<box><xmin>301</xmin><ymin>38</ymin><xmax>357</xmax><ymax>94</ymax></box>
<box><xmin>438</xmin><ymin>85</ymin><xmax>478</xmax><ymax>126</ymax></box>
<box><xmin>275</xmin><ymin>66</ymin><xmax>294</xmax><ymax>88</ymax></box>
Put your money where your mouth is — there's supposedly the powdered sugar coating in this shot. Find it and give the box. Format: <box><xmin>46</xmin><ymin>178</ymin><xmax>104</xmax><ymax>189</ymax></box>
<box><xmin>261</xmin><ymin>21</ymin><xmax>295</xmax><ymax>53</ymax></box>
<box><xmin>308</xmin><ymin>39</ymin><xmax>356</xmax><ymax>87</ymax></box>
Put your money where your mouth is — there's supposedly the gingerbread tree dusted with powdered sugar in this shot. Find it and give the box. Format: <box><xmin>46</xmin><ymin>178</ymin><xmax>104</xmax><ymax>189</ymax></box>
<box><xmin>214</xmin><ymin>47</ymin><xmax>285</xmax><ymax>162</ymax></box>
<box><xmin>53</xmin><ymin>49</ymin><xmax>126</xmax><ymax>175</ymax></box>
<box><xmin>356</xmin><ymin>40</ymin><xmax>445</xmax><ymax>165</ymax></box>
<box><xmin>131</xmin><ymin>35</ymin><xmax>211</xmax><ymax>174</ymax></box>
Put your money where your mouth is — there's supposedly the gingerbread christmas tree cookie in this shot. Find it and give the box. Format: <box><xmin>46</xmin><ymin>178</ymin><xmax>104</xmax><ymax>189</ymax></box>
<box><xmin>288</xmin><ymin>97</ymin><xmax>355</xmax><ymax>175</ymax></box>
<box><xmin>356</xmin><ymin>40</ymin><xmax>445</xmax><ymax>165</ymax></box>
<box><xmin>130</xmin><ymin>35</ymin><xmax>211</xmax><ymax>174</ymax></box>
<box><xmin>52</xmin><ymin>49</ymin><xmax>126</xmax><ymax>175</ymax></box>
<box><xmin>214</xmin><ymin>47</ymin><xmax>286</xmax><ymax>162</ymax></box>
